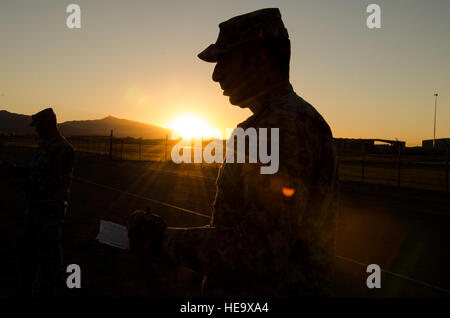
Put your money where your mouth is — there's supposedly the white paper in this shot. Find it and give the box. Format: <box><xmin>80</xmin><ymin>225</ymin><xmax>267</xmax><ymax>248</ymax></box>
<box><xmin>96</xmin><ymin>220</ymin><xmax>130</xmax><ymax>250</ymax></box>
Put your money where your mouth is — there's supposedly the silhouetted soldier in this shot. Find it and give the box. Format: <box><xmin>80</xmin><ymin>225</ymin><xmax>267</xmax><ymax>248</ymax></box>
<box><xmin>17</xmin><ymin>108</ymin><xmax>74</xmax><ymax>297</ymax></box>
<box><xmin>128</xmin><ymin>8</ymin><xmax>339</xmax><ymax>297</ymax></box>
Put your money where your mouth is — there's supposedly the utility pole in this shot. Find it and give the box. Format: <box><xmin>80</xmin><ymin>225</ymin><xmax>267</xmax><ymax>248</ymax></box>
<box><xmin>433</xmin><ymin>93</ymin><xmax>438</xmax><ymax>149</ymax></box>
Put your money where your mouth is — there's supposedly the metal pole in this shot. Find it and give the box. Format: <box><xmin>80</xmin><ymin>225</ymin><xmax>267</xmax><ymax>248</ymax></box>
<box><xmin>165</xmin><ymin>134</ymin><xmax>168</xmax><ymax>162</ymax></box>
<box><xmin>139</xmin><ymin>138</ymin><xmax>142</xmax><ymax>161</ymax></box>
<box><xmin>109</xmin><ymin>129</ymin><xmax>113</xmax><ymax>159</ymax></box>
<box><xmin>362</xmin><ymin>142</ymin><xmax>366</xmax><ymax>184</ymax></box>
<box><xmin>121</xmin><ymin>139</ymin><xmax>123</xmax><ymax>161</ymax></box>
<box><xmin>446</xmin><ymin>144</ymin><xmax>449</xmax><ymax>193</ymax></box>
<box><xmin>191</xmin><ymin>138</ymin><xmax>194</xmax><ymax>163</ymax></box>
<box><xmin>433</xmin><ymin>93</ymin><xmax>438</xmax><ymax>149</ymax></box>
<box><xmin>397</xmin><ymin>143</ymin><xmax>402</xmax><ymax>188</ymax></box>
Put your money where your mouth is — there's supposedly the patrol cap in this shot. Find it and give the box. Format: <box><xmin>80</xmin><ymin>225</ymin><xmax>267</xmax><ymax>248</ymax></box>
<box><xmin>30</xmin><ymin>108</ymin><xmax>57</xmax><ymax>127</ymax></box>
<box><xmin>198</xmin><ymin>8</ymin><xmax>289</xmax><ymax>63</ymax></box>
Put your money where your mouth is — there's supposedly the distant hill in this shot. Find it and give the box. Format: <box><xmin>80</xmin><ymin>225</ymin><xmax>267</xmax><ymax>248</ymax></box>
<box><xmin>0</xmin><ymin>110</ymin><xmax>34</xmax><ymax>135</ymax></box>
<box><xmin>0</xmin><ymin>110</ymin><xmax>171</xmax><ymax>139</ymax></box>
<box><xmin>59</xmin><ymin>116</ymin><xmax>171</xmax><ymax>139</ymax></box>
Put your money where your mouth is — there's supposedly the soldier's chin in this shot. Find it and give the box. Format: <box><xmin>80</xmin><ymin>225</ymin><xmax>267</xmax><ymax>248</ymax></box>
<box><xmin>228</xmin><ymin>93</ymin><xmax>250</xmax><ymax>108</ymax></box>
<box><xmin>229</xmin><ymin>94</ymin><xmax>256</xmax><ymax>109</ymax></box>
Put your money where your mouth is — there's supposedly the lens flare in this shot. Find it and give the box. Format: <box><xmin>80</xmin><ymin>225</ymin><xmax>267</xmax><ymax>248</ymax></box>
<box><xmin>282</xmin><ymin>187</ymin><xmax>295</xmax><ymax>197</ymax></box>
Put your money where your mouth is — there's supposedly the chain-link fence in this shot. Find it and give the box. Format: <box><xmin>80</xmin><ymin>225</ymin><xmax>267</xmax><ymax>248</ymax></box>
<box><xmin>68</xmin><ymin>136</ymin><xmax>172</xmax><ymax>161</ymax></box>
<box><xmin>338</xmin><ymin>152</ymin><xmax>449</xmax><ymax>192</ymax></box>
<box><xmin>1</xmin><ymin>135</ymin><xmax>448</xmax><ymax>192</ymax></box>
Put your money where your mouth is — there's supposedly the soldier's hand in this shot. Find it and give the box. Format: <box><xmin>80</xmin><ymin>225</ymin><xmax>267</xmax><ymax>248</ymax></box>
<box><xmin>127</xmin><ymin>208</ymin><xmax>167</xmax><ymax>257</ymax></box>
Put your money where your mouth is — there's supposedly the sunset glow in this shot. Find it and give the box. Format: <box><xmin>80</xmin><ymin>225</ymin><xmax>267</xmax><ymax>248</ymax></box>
<box><xmin>1</xmin><ymin>1</ymin><xmax>449</xmax><ymax>146</ymax></box>
<box><xmin>168</xmin><ymin>115</ymin><xmax>222</xmax><ymax>140</ymax></box>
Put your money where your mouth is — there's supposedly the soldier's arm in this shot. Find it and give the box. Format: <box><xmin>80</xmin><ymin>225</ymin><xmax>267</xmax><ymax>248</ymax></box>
<box><xmin>161</xmin><ymin>217</ymin><xmax>278</xmax><ymax>276</ymax></box>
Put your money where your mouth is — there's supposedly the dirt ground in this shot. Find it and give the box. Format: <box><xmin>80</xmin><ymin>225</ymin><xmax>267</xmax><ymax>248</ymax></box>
<box><xmin>1</xmin><ymin>149</ymin><xmax>449</xmax><ymax>298</ymax></box>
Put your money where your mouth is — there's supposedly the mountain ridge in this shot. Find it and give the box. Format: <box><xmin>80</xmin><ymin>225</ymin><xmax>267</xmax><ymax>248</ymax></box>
<box><xmin>0</xmin><ymin>110</ymin><xmax>171</xmax><ymax>139</ymax></box>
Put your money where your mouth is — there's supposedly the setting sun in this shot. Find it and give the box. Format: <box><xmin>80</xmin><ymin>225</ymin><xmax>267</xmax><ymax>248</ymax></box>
<box><xmin>168</xmin><ymin>115</ymin><xmax>222</xmax><ymax>140</ymax></box>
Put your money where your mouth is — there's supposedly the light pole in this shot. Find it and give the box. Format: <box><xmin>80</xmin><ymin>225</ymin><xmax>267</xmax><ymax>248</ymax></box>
<box><xmin>433</xmin><ymin>93</ymin><xmax>438</xmax><ymax>149</ymax></box>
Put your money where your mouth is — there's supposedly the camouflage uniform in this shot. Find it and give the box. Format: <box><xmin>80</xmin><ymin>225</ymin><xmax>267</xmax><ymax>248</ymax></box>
<box><xmin>21</xmin><ymin>129</ymin><xmax>74</xmax><ymax>297</ymax></box>
<box><xmin>161</xmin><ymin>83</ymin><xmax>338</xmax><ymax>297</ymax></box>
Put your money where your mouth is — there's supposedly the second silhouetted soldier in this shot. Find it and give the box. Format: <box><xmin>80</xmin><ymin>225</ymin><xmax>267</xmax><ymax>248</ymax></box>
<box><xmin>19</xmin><ymin>108</ymin><xmax>74</xmax><ymax>298</ymax></box>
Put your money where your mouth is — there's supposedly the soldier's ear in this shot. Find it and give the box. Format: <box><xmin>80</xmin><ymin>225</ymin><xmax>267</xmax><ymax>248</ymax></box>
<box><xmin>249</xmin><ymin>46</ymin><xmax>271</xmax><ymax>69</ymax></box>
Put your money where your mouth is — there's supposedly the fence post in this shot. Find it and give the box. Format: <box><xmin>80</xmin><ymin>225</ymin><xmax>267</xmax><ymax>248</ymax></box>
<box><xmin>139</xmin><ymin>138</ymin><xmax>142</xmax><ymax>161</ymax></box>
<box><xmin>361</xmin><ymin>142</ymin><xmax>366</xmax><ymax>184</ymax></box>
<box><xmin>165</xmin><ymin>134</ymin><xmax>168</xmax><ymax>162</ymax></box>
<box><xmin>121</xmin><ymin>138</ymin><xmax>124</xmax><ymax>161</ymax></box>
<box><xmin>397</xmin><ymin>143</ymin><xmax>402</xmax><ymax>188</ymax></box>
<box><xmin>191</xmin><ymin>138</ymin><xmax>194</xmax><ymax>163</ymax></box>
<box><xmin>109</xmin><ymin>130</ymin><xmax>113</xmax><ymax>159</ymax></box>
<box><xmin>446</xmin><ymin>144</ymin><xmax>449</xmax><ymax>193</ymax></box>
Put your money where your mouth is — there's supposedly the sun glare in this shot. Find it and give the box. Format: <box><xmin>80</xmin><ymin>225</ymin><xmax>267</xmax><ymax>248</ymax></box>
<box><xmin>168</xmin><ymin>115</ymin><xmax>222</xmax><ymax>140</ymax></box>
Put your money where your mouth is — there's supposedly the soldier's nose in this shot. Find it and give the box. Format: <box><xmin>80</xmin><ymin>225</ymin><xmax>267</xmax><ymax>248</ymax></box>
<box><xmin>212</xmin><ymin>61</ymin><xmax>225</xmax><ymax>83</ymax></box>
<box><xmin>212</xmin><ymin>69</ymin><xmax>221</xmax><ymax>83</ymax></box>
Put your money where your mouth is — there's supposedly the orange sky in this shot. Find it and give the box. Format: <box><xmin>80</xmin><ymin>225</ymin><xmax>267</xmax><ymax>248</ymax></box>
<box><xmin>1</xmin><ymin>0</ymin><xmax>449</xmax><ymax>146</ymax></box>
